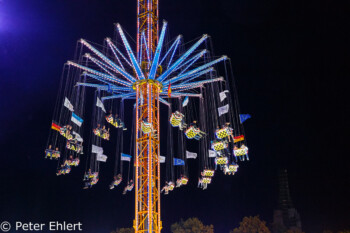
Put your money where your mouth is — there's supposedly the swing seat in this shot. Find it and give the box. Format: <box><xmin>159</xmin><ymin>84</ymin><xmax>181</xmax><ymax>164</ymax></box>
<box><xmin>234</xmin><ymin>147</ymin><xmax>248</xmax><ymax>157</ymax></box>
<box><xmin>211</xmin><ymin>141</ymin><xmax>227</xmax><ymax>151</ymax></box>
<box><xmin>60</xmin><ymin>128</ymin><xmax>73</xmax><ymax>140</ymax></box>
<box><xmin>127</xmin><ymin>184</ymin><xmax>134</xmax><ymax>191</ymax></box>
<box><xmin>93</xmin><ymin>128</ymin><xmax>101</xmax><ymax>137</ymax></box>
<box><xmin>168</xmin><ymin>182</ymin><xmax>175</xmax><ymax>191</ymax></box>
<box><xmin>228</xmin><ymin>164</ymin><xmax>239</xmax><ymax>172</ymax></box>
<box><xmin>202</xmin><ymin>177</ymin><xmax>212</xmax><ymax>184</ymax></box>
<box><xmin>113</xmin><ymin>179</ymin><xmax>122</xmax><ymax>186</ymax></box>
<box><xmin>202</xmin><ymin>169</ymin><xmax>215</xmax><ymax>177</ymax></box>
<box><xmin>106</xmin><ymin>115</ymin><xmax>124</xmax><ymax>128</ymax></box>
<box><xmin>101</xmin><ymin>132</ymin><xmax>109</xmax><ymax>140</ymax></box>
<box><xmin>71</xmin><ymin>159</ymin><xmax>80</xmax><ymax>166</ymax></box>
<box><xmin>52</xmin><ymin>151</ymin><xmax>60</xmax><ymax>159</ymax></box>
<box><xmin>215</xmin><ymin>156</ymin><xmax>228</xmax><ymax>165</ymax></box>
<box><xmin>91</xmin><ymin>178</ymin><xmax>99</xmax><ymax>185</ymax></box>
<box><xmin>141</xmin><ymin>121</ymin><xmax>153</xmax><ymax>134</ymax></box>
<box><xmin>170</xmin><ymin>112</ymin><xmax>184</xmax><ymax>128</ymax></box>
<box><xmin>185</xmin><ymin>126</ymin><xmax>200</xmax><ymax>139</ymax></box>
<box><xmin>45</xmin><ymin>149</ymin><xmax>53</xmax><ymax>158</ymax></box>
<box><xmin>215</xmin><ymin>127</ymin><xmax>232</xmax><ymax>140</ymax></box>
<box><xmin>180</xmin><ymin>176</ymin><xmax>188</xmax><ymax>185</ymax></box>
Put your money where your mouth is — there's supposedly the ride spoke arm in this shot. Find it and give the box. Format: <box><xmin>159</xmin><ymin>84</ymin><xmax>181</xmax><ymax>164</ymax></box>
<box><xmin>116</xmin><ymin>23</ymin><xmax>145</xmax><ymax>79</ymax></box>
<box><xmin>157</xmin><ymin>34</ymin><xmax>209</xmax><ymax>82</ymax></box>
<box><xmin>67</xmin><ymin>61</ymin><xmax>131</xmax><ymax>87</ymax></box>
<box><xmin>101</xmin><ymin>92</ymin><xmax>135</xmax><ymax>101</ymax></box>
<box><xmin>163</xmin><ymin>56</ymin><xmax>227</xmax><ymax>86</ymax></box>
<box><xmin>159</xmin><ymin>35</ymin><xmax>182</xmax><ymax>66</ymax></box>
<box><xmin>85</xmin><ymin>54</ymin><xmax>118</xmax><ymax>77</ymax></box>
<box><xmin>159</xmin><ymin>97</ymin><xmax>171</xmax><ymax>106</ymax></box>
<box><xmin>160</xmin><ymin>92</ymin><xmax>202</xmax><ymax>98</ymax></box>
<box><xmin>149</xmin><ymin>21</ymin><xmax>168</xmax><ymax>80</ymax></box>
<box><xmin>76</xmin><ymin>82</ymin><xmax>133</xmax><ymax>92</ymax></box>
<box><xmin>80</xmin><ymin>39</ymin><xmax>137</xmax><ymax>83</ymax></box>
<box><xmin>168</xmin><ymin>77</ymin><xmax>224</xmax><ymax>91</ymax></box>
<box><xmin>175</xmin><ymin>49</ymin><xmax>207</xmax><ymax>76</ymax></box>
<box><xmin>105</xmin><ymin>38</ymin><xmax>126</xmax><ymax>70</ymax></box>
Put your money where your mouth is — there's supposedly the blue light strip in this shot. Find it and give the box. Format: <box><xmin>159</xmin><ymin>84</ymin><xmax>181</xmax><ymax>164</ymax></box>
<box><xmin>157</xmin><ymin>34</ymin><xmax>208</xmax><ymax>83</ymax></box>
<box><xmin>106</xmin><ymin>38</ymin><xmax>125</xmax><ymax>70</ymax></box>
<box><xmin>175</xmin><ymin>50</ymin><xmax>207</xmax><ymax>76</ymax></box>
<box><xmin>159</xmin><ymin>97</ymin><xmax>171</xmax><ymax>106</ymax></box>
<box><xmin>101</xmin><ymin>92</ymin><xmax>136</xmax><ymax>101</ymax></box>
<box><xmin>106</xmin><ymin>38</ymin><xmax>133</xmax><ymax>68</ymax></box>
<box><xmin>164</xmin><ymin>67</ymin><xmax>213</xmax><ymax>86</ymax></box>
<box><xmin>67</xmin><ymin>61</ymin><xmax>131</xmax><ymax>87</ymax></box>
<box><xmin>85</xmin><ymin>55</ymin><xmax>116</xmax><ymax>77</ymax></box>
<box><xmin>159</xmin><ymin>35</ymin><xmax>182</xmax><ymax>66</ymax></box>
<box><xmin>163</xmin><ymin>56</ymin><xmax>227</xmax><ymax>86</ymax></box>
<box><xmin>116</xmin><ymin>24</ymin><xmax>145</xmax><ymax>80</ymax></box>
<box><xmin>80</xmin><ymin>39</ymin><xmax>137</xmax><ymax>83</ymax></box>
<box><xmin>181</xmin><ymin>68</ymin><xmax>214</xmax><ymax>84</ymax></box>
<box><xmin>170</xmin><ymin>77</ymin><xmax>224</xmax><ymax>91</ymax></box>
<box><xmin>76</xmin><ymin>82</ymin><xmax>133</xmax><ymax>92</ymax></box>
<box><xmin>142</xmin><ymin>31</ymin><xmax>151</xmax><ymax>64</ymax></box>
<box><xmin>160</xmin><ymin>92</ymin><xmax>202</xmax><ymax>98</ymax></box>
<box><xmin>149</xmin><ymin>21</ymin><xmax>168</xmax><ymax>80</ymax></box>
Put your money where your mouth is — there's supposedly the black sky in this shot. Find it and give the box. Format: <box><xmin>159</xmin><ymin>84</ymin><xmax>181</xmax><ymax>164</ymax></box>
<box><xmin>0</xmin><ymin>0</ymin><xmax>349</xmax><ymax>232</ymax></box>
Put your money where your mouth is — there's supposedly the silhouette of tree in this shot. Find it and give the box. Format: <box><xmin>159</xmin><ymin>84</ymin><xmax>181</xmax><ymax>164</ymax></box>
<box><xmin>230</xmin><ymin>216</ymin><xmax>270</xmax><ymax>233</ymax></box>
<box><xmin>171</xmin><ymin>217</ymin><xmax>214</xmax><ymax>233</ymax></box>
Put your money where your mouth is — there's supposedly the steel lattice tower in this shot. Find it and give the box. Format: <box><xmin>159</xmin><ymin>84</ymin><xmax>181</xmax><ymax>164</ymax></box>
<box><xmin>134</xmin><ymin>1</ymin><xmax>162</xmax><ymax>232</ymax></box>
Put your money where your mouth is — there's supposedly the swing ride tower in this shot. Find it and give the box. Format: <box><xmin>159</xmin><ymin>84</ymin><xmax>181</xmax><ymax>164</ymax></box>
<box><xmin>134</xmin><ymin>1</ymin><xmax>162</xmax><ymax>232</ymax></box>
<box><xmin>46</xmin><ymin>0</ymin><xmax>250</xmax><ymax>232</ymax></box>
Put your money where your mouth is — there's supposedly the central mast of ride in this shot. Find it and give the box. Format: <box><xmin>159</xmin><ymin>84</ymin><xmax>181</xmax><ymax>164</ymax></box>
<box><xmin>134</xmin><ymin>0</ymin><xmax>162</xmax><ymax>232</ymax></box>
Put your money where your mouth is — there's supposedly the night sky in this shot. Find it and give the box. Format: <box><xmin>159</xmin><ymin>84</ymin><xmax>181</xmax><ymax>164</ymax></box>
<box><xmin>0</xmin><ymin>0</ymin><xmax>349</xmax><ymax>233</ymax></box>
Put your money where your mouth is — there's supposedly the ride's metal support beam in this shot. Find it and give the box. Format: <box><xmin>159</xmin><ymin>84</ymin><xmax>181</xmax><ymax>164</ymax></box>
<box><xmin>137</xmin><ymin>0</ymin><xmax>159</xmax><ymax>63</ymax></box>
<box><xmin>67</xmin><ymin>61</ymin><xmax>131</xmax><ymax>87</ymax></box>
<box><xmin>76</xmin><ymin>82</ymin><xmax>133</xmax><ymax>92</ymax></box>
<box><xmin>101</xmin><ymin>92</ymin><xmax>135</xmax><ymax>101</ymax></box>
<box><xmin>116</xmin><ymin>24</ymin><xmax>145</xmax><ymax>80</ymax></box>
<box><xmin>163</xmin><ymin>56</ymin><xmax>227</xmax><ymax>86</ymax></box>
<box><xmin>79</xmin><ymin>39</ymin><xmax>137</xmax><ymax>83</ymax></box>
<box><xmin>134</xmin><ymin>81</ymin><xmax>162</xmax><ymax>233</ymax></box>
<box><xmin>169</xmin><ymin>77</ymin><xmax>224</xmax><ymax>91</ymax></box>
<box><xmin>149</xmin><ymin>21</ymin><xmax>167</xmax><ymax>80</ymax></box>
<box><xmin>159</xmin><ymin>35</ymin><xmax>182</xmax><ymax>66</ymax></box>
<box><xmin>157</xmin><ymin>34</ymin><xmax>209</xmax><ymax>83</ymax></box>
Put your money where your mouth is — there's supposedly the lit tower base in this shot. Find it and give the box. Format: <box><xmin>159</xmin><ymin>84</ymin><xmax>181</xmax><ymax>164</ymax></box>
<box><xmin>134</xmin><ymin>80</ymin><xmax>162</xmax><ymax>233</ymax></box>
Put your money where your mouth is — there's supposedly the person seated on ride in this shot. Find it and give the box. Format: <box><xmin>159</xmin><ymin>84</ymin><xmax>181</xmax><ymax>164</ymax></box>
<box><xmin>170</xmin><ymin>111</ymin><xmax>186</xmax><ymax>129</ymax></box>
<box><xmin>100</xmin><ymin>125</ymin><xmax>110</xmax><ymax>140</ymax></box>
<box><xmin>93</xmin><ymin>124</ymin><xmax>102</xmax><ymax>136</ymax></box>
<box><xmin>185</xmin><ymin>121</ymin><xmax>202</xmax><ymax>140</ymax></box>
<box><xmin>123</xmin><ymin>180</ymin><xmax>134</xmax><ymax>194</ymax></box>
<box><xmin>201</xmin><ymin>169</ymin><xmax>215</xmax><ymax>177</ymax></box>
<box><xmin>168</xmin><ymin>181</ymin><xmax>175</xmax><ymax>191</ymax></box>
<box><xmin>109</xmin><ymin>174</ymin><xmax>122</xmax><ymax>189</ymax></box>
<box><xmin>198</xmin><ymin>178</ymin><xmax>208</xmax><ymax>190</ymax></box>
<box><xmin>76</xmin><ymin>142</ymin><xmax>83</xmax><ymax>154</ymax></box>
<box><xmin>106</xmin><ymin>111</ymin><xmax>114</xmax><ymax>123</ymax></box>
<box><xmin>52</xmin><ymin>147</ymin><xmax>60</xmax><ymax>159</ymax></box>
<box><xmin>215</xmin><ymin>123</ymin><xmax>234</xmax><ymax>141</ymax></box>
<box><xmin>234</xmin><ymin>144</ymin><xmax>249</xmax><ymax>161</ymax></box>
<box><xmin>211</xmin><ymin>139</ymin><xmax>228</xmax><ymax>152</ymax></box>
<box><xmin>61</xmin><ymin>125</ymin><xmax>73</xmax><ymax>140</ymax></box>
<box><xmin>45</xmin><ymin>145</ymin><xmax>53</xmax><ymax>159</ymax></box>
<box><xmin>115</xmin><ymin>114</ymin><xmax>127</xmax><ymax>130</ymax></box>
<box><xmin>84</xmin><ymin>169</ymin><xmax>92</xmax><ymax>180</ymax></box>
<box><xmin>161</xmin><ymin>182</ymin><xmax>170</xmax><ymax>195</ymax></box>
<box><xmin>72</xmin><ymin>157</ymin><xmax>80</xmax><ymax>166</ymax></box>
<box><xmin>141</xmin><ymin>119</ymin><xmax>155</xmax><ymax>134</ymax></box>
